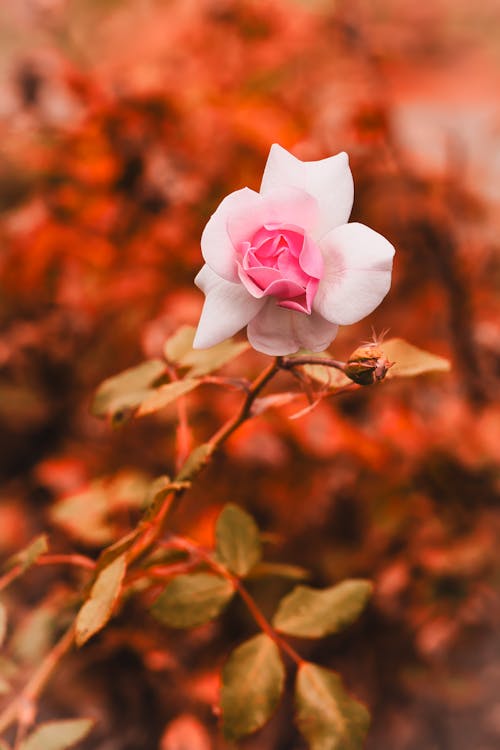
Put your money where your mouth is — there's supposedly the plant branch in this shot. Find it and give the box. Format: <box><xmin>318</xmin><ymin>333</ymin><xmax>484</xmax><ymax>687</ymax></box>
<box><xmin>171</xmin><ymin>536</ymin><xmax>304</xmax><ymax>667</ymax></box>
<box><xmin>207</xmin><ymin>358</ymin><xmax>282</xmax><ymax>449</ymax></box>
<box><xmin>0</xmin><ymin>624</ymin><xmax>75</xmax><ymax>735</ymax></box>
<box><xmin>279</xmin><ymin>355</ymin><xmax>347</xmax><ymax>372</ymax></box>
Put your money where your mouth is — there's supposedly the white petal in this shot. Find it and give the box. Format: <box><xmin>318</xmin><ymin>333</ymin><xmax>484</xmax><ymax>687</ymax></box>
<box><xmin>247</xmin><ymin>299</ymin><xmax>339</xmax><ymax>356</ymax></box>
<box><xmin>260</xmin><ymin>144</ymin><xmax>354</xmax><ymax>239</ymax></box>
<box><xmin>193</xmin><ymin>266</ymin><xmax>265</xmax><ymax>348</ymax></box>
<box><xmin>313</xmin><ymin>222</ymin><xmax>395</xmax><ymax>326</ymax></box>
<box><xmin>201</xmin><ymin>188</ymin><xmax>262</xmax><ymax>282</ymax></box>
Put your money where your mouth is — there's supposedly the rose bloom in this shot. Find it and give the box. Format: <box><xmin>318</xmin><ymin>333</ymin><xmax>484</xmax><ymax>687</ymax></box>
<box><xmin>193</xmin><ymin>144</ymin><xmax>395</xmax><ymax>356</ymax></box>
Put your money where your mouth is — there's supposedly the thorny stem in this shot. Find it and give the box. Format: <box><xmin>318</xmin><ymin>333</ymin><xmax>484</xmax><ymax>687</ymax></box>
<box><xmin>0</xmin><ymin>624</ymin><xmax>75</xmax><ymax>735</ymax></box>
<box><xmin>172</xmin><ymin>536</ymin><xmax>304</xmax><ymax>667</ymax></box>
<box><xmin>126</xmin><ymin>358</ymin><xmax>283</xmax><ymax>567</ymax></box>
<box><xmin>207</xmin><ymin>358</ymin><xmax>282</xmax><ymax>449</ymax></box>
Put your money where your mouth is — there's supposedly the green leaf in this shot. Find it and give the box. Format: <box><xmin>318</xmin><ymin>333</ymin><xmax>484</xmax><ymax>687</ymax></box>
<box><xmin>215</xmin><ymin>504</ymin><xmax>261</xmax><ymax>576</ymax></box>
<box><xmin>272</xmin><ymin>580</ymin><xmax>372</xmax><ymax>638</ymax></box>
<box><xmin>295</xmin><ymin>663</ymin><xmax>370</xmax><ymax>750</ymax></box>
<box><xmin>163</xmin><ymin>325</ymin><xmax>197</xmax><ymax>362</ymax></box>
<box><xmin>382</xmin><ymin>338</ymin><xmax>451</xmax><ymax>378</ymax></box>
<box><xmin>91</xmin><ymin>359</ymin><xmax>166</xmax><ymax>419</ymax></box>
<box><xmin>175</xmin><ymin>443</ymin><xmax>214</xmax><ymax>482</ymax></box>
<box><xmin>20</xmin><ymin>718</ymin><xmax>94</xmax><ymax>750</ymax></box>
<box><xmin>302</xmin><ymin>363</ymin><xmax>351</xmax><ymax>390</ymax></box>
<box><xmin>50</xmin><ymin>471</ymin><xmax>150</xmax><ymax>546</ymax></box>
<box><xmin>247</xmin><ymin>561</ymin><xmax>310</xmax><ymax>581</ymax></box>
<box><xmin>221</xmin><ymin>634</ymin><xmax>285</xmax><ymax>740</ymax></box>
<box><xmin>3</xmin><ymin>535</ymin><xmax>48</xmax><ymax>573</ymax></box>
<box><xmin>180</xmin><ymin>340</ymin><xmax>249</xmax><ymax>377</ymax></box>
<box><xmin>151</xmin><ymin>573</ymin><xmax>234</xmax><ymax>628</ymax></box>
<box><xmin>11</xmin><ymin>603</ymin><xmax>58</xmax><ymax>664</ymax></box>
<box><xmin>75</xmin><ymin>554</ymin><xmax>126</xmax><ymax>646</ymax></box>
<box><xmin>0</xmin><ymin>602</ymin><xmax>7</xmax><ymax>647</ymax></box>
<box><xmin>135</xmin><ymin>379</ymin><xmax>200</xmax><ymax>417</ymax></box>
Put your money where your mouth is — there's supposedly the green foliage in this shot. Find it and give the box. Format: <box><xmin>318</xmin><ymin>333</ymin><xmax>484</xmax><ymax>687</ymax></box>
<box><xmin>383</xmin><ymin>338</ymin><xmax>451</xmax><ymax>378</ymax></box>
<box><xmin>215</xmin><ymin>503</ymin><xmax>262</xmax><ymax>576</ymax></box>
<box><xmin>19</xmin><ymin>719</ymin><xmax>94</xmax><ymax>750</ymax></box>
<box><xmin>295</xmin><ymin>663</ymin><xmax>370</xmax><ymax>750</ymax></box>
<box><xmin>91</xmin><ymin>359</ymin><xmax>166</xmax><ymax>421</ymax></box>
<box><xmin>75</xmin><ymin>554</ymin><xmax>127</xmax><ymax>646</ymax></box>
<box><xmin>164</xmin><ymin>325</ymin><xmax>249</xmax><ymax>377</ymax></box>
<box><xmin>11</xmin><ymin>602</ymin><xmax>59</xmax><ymax>665</ymax></box>
<box><xmin>50</xmin><ymin>472</ymin><xmax>150</xmax><ymax>546</ymax></box>
<box><xmin>163</xmin><ymin>325</ymin><xmax>198</xmax><ymax>363</ymax></box>
<box><xmin>221</xmin><ymin>634</ymin><xmax>285</xmax><ymax>740</ymax></box>
<box><xmin>135</xmin><ymin>379</ymin><xmax>200</xmax><ymax>417</ymax></box>
<box><xmin>272</xmin><ymin>580</ymin><xmax>372</xmax><ymax>638</ymax></box>
<box><xmin>151</xmin><ymin>573</ymin><xmax>234</xmax><ymax>628</ymax></box>
<box><xmin>175</xmin><ymin>443</ymin><xmax>215</xmax><ymax>481</ymax></box>
<box><xmin>3</xmin><ymin>535</ymin><xmax>48</xmax><ymax>574</ymax></box>
<box><xmin>303</xmin><ymin>362</ymin><xmax>351</xmax><ymax>389</ymax></box>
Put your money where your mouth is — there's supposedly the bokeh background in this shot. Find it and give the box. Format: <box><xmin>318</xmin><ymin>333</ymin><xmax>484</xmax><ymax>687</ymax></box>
<box><xmin>0</xmin><ymin>1</ymin><xmax>499</xmax><ymax>748</ymax></box>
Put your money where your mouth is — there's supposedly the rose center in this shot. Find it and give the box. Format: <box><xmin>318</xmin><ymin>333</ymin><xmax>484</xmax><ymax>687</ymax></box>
<box><xmin>236</xmin><ymin>224</ymin><xmax>323</xmax><ymax>314</ymax></box>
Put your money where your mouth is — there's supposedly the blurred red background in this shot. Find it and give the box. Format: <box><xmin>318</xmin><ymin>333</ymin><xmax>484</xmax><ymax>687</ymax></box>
<box><xmin>0</xmin><ymin>1</ymin><xmax>499</xmax><ymax>748</ymax></box>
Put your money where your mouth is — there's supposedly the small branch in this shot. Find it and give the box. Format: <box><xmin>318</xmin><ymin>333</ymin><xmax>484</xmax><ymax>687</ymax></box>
<box><xmin>0</xmin><ymin>565</ymin><xmax>22</xmax><ymax>593</ymax></box>
<box><xmin>233</xmin><ymin>579</ymin><xmax>304</xmax><ymax>667</ymax></box>
<box><xmin>208</xmin><ymin>358</ymin><xmax>282</xmax><ymax>449</ymax></box>
<box><xmin>173</xmin><ymin>536</ymin><xmax>304</xmax><ymax>667</ymax></box>
<box><xmin>0</xmin><ymin>625</ymin><xmax>75</xmax><ymax>735</ymax></box>
<box><xmin>279</xmin><ymin>355</ymin><xmax>347</xmax><ymax>372</ymax></box>
<box><xmin>166</xmin><ymin>364</ymin><xmax>193</xmax><ymax>473</ymax></box>
<box><xmin>36</xmin><ymin>554</ymin><xmax>95</xmax><ymax>571</ymax></box>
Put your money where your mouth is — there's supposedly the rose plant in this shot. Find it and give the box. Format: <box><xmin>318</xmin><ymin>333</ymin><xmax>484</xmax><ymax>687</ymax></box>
<box><xmin>0</xmin><ymin>145</ymin><xmax>450</xmax><ymax>750</ymax></box>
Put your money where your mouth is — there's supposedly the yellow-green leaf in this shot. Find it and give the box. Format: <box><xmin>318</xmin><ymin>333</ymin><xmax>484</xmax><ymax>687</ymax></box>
<box><xmin>50</xmin><ymin>471</ymin><xmax>150</xmax><ymax>546</ymax></box>
<box><xmin>163</xmin><ymin>325</ymin><xmax>197</xmax><ymax>363</ymax></box>
<box><xmin>383</xmin><ymin>338</ymin><xmax>451</xmax><ymax>378</ymax></box>
<box><xmin>151</xmin><ymin>573</ymin><xmax>234</xmax><ymax>628</ymax></box>
<box><xmin>136</xmin><ymin>379</ymin><xmax>200</xmax><ymax>417</ymax></box>
<box><xmin>272</xmin><ymin>580</ymin><xmax>372</xmax><ymax>638</ymax></box>
<box><xmin>20</xmin><ymin>718</ymin><xmax>94</xmax><ymax>750</ymax></box>
<box><xmin>91</xmin><ymin>359</ymin><xmax>166</xmax><ymax>419</ymax></box>
<box><xmin>180</xmin><ymin>340</ymin><xmax>249</xmax><ymax>378</ymax></box>
<box><xmin>76</xmin><ymin>554</ymin><xmax>126</xmax><ymax>646</ymax></box>
<box><xmin>295</xmin><ymin>663</ymin><xmax>370</xmax><ymax>750</ymax></box>
<box><xmin>12</xmin><ymin>603</ymin><xmax>58</xmax><ymax>665</ymax></box>
<box><xmin>3</xmin><ymin>535</ymin><xmax>48</xmax><ymax>573</ymax></box>
<box><xmin>303</xmin><ymin>364</ymin><xmax>351</xmax><ymax>389</ymax></box>
<box><xmin>221</xmin><ymin>634</ymin><xmax>285</xmax><ymax>740</ymax></box>
<box><xmin>215</xmin><ymin>504</ymin><xmax>261</xmax><ymax>577</ymax></box>
<box><xmin>175</xmin><ymin>443</ymin><xmax>214</xmax><ymax>482</ymax></box>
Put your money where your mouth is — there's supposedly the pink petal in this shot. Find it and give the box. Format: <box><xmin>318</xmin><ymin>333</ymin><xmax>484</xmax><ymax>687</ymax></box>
<box><xmin>193</xmin><ymin>265</ymin><xmax>265</xmax><ymax>348</ymax></box>
<box><xmin>247</xmin><ymin>300</ymin><xmax>339</xmax><ymax>356</ymax></box>
<box><xmin>227</xmin><ymin>186</ymin><xmax>319</xmax><ymax>249</ymax></box>
<box><xmin>260</xmin><ymin>144</ymin><xmax>354</xmax><ymax>240</ymax></box>
<box><xmin>313</xmin><ymin>222</ymin><xmax>395</xmax><ymax>326</ymax></box>
<box><xmin>201</xmin><ymin>188</ymin><xmax>262</xmax><ymax>282</ymax></box>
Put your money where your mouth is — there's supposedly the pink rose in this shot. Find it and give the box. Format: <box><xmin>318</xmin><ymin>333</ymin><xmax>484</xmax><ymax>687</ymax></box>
<box><xmin>193</xmin><ymin>144</ymin><xmax>395</xmax><ymax>356</ymax></box>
